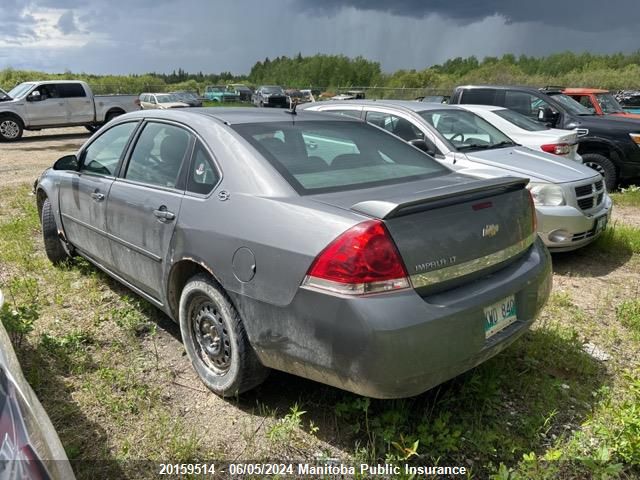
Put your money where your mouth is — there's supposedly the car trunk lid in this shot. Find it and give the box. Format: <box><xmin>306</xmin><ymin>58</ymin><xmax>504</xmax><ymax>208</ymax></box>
<box><xmin>312</xmin><ymin>175</ymin><xmax>535</xmax><ymax>294</ymax></box>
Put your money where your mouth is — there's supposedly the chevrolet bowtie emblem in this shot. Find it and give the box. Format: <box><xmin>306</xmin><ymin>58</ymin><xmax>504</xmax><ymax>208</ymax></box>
<box><xmin>482</xmin><ymin>224</ymin><xmax>500</xmax><ymax>238</ymax></box>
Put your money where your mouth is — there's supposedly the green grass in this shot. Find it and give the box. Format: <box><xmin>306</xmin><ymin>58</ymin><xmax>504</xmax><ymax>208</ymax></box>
<box><xmin>611</xmin><ymin>185</ymin><xmax>640</xmax><ymax>207</ymax></box>
<box><xmin>590</xmin><ymin>222</ymin><xmax>640</xmax><ymax>256</ymax></box>
<box><xmin>617</xmin><ymin>299</ymin><xmax>640</xmax><ymax>337</ymax></box>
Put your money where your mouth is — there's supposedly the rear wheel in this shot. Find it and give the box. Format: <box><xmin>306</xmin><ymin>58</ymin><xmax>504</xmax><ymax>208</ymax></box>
<box><xmin>0</xmin><ymin>115</ymin><xmax>23</xmax><ymax>142</ymax></box>
<box><xmin>179</xmin><ymin>274</ymin><xmax>268</xmax><ymax>397</ymax></box>
<box><xmin>41</xmin><ymin>198</ymin><xmax>71</xmax><ymax>265</ymax></box>
<box><xmin>105</xmin><ymin>110</ymin><xmax>123</xmax><ymax>123</ymax></box>
<box><xmin>582</xmin><ymin>153</ymin><xmax>617</xmax><ymax>191</ymax></box>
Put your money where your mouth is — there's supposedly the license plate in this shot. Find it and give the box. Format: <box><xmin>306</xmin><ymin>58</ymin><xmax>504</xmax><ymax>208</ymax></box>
<box><xmin>484</xmin><ymin>295</ymin><xmax>517</xmax><ymax>338</ymax></box>
<box><xmin>595</xmin><ymin>215</ymin><xmax>608</xmax><ymax>234</ymax></box>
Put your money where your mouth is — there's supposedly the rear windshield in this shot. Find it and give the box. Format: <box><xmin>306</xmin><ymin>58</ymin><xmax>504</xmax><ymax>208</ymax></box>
<box><xmin>232</xmin><ymin>120</ymin><xmax>448</xmax><ymax>194</ymax></box>
<box><xmin>493</xmin><ymin>109</ymin><xmax>550</xmax><ymax>131</ymax></box>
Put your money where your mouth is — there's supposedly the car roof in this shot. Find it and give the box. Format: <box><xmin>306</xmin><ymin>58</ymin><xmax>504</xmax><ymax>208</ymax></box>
<box><xmin>122</xmin><ymin>107</ymin><xmax>358</xmax><ymax>125</ymax></box>
<box><xmin>27</xmin><ymin>80</ymin><xmax>85</xmax><ymax>85</ymax></box>
<box><xmin>563</xmin><ymin>88</ymin><xmax>609</xmax><ymax>94</ymax></box>
<box><xmin>308</xmin><ymin>99</ymin><xmax>465</xmax><ymax>113</ymax></box>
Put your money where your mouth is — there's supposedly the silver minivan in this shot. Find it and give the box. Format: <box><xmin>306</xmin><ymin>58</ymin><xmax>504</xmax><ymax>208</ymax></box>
<box><xmin>303</xmin><ymin>100</ymin><xmax>612</xmax><ymax>252</ymax></box>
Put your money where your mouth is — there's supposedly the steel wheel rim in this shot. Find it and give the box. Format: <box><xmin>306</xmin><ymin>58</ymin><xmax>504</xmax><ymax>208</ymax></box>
<box><xmin>190</xmin><ymin>298</ymin><xmax>231</xmax><ymax>375</ymax></box>
<box><xmin>0</xmin><ymin>120</ymin><xmax>19</xmax><ymax>139</ymax></box>
<box><xmin>584</xmin><ymin>161</ymin><xmax>606</xmax><ymax>177</ymax></box>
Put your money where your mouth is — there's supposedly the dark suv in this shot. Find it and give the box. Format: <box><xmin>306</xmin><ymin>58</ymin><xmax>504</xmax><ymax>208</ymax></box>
<box><xmin>451</xmin><ymin>85</ymin><xmax>640</xmax><ymax>190</ymax></box>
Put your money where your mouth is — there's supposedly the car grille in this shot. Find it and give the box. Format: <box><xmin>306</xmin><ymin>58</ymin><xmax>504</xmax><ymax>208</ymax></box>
<box><xmin>574</xmin><ymin>180</ymin><xmax>605</xmax><ymax>211</ymax></box>
<box><xmin>572</xmin><ymin>229</ymin><xmax>597</xmax><ymax>242</ymax></box>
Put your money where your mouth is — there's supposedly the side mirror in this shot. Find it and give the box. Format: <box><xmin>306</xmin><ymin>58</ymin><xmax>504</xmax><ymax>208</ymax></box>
<box><xmin>27</xmin><ymin>91</ymin><xmax>42</xmax><ymax>102</ymax></box>
<box><xmin>538</xmin><ymin>107</ymin><xmax>558</xmax><ymax>125</ymax></box>
<box><xmin>409</xmin><ymin>138</ymin><xmax>437</xmax><ymax>156</ymax></box>
<box><xmin>53</xmin><ymin>154</ymin><xmax>79</xmax><ymax>171</ymax></box>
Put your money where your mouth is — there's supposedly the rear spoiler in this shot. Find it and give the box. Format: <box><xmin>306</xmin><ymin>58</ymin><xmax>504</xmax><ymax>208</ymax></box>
<box><xmin>351</xmin><ymin>177</ymin><xmax>529</xmax><ymax>219</ymax></box>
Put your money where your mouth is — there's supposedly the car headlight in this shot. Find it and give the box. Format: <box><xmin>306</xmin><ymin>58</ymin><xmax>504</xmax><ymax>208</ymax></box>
<box><xmin>630</xmin><ymin>133</ymin><xmax>640</xmax><ymax>147</ymax></box>
<box><xmin>528</xmin><ymin>183</ymin><xmax>566</xmax><ymax>206</ymax></box>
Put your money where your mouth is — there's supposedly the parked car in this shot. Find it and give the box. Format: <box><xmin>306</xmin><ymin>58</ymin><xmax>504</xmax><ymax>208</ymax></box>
<box><xmin>615</xmin><ymin>91</ymin><xmax>640</xmax><ymax>114</ymax></box>
<box><xmin>0</xmin><ymin>80</ymin><xmax>139</xmax><ymax>140</ymax></box>
<box><xmin>450</xmin><ymin>85</ymin><xmax>640</xmax><ymax>191</ymax></box>
<box><xmin>0</xmin><ymin>290</ymin><xmax>76</xmax><ymax>479</ymax></box>
<box><xmin>252</xmin><ymin>85</ymin><xmax>288</xmax><ymax>107</ymax></box>
<box><xmin>302</xmin><ymin>100</ymin><xmax>611</xmax><ymax>252</ymax></box>
<box><xmin>138</xmin><ymin>93</ymin><xmax>189</xmax><ymax>110</ymax></box>
<box><xmin>34</xmin><ymin>107</ymin><xmax>551</xmax><ymax>399</ymax></box>
<box><xmin>563</xmin><ymin>88</ymin><xmax>640</xmax><ymax>120</ymax></box>
<box><xmin>204</xmin><ymin>85</ymin><xmax>240</xmax><ymax>103</ymax></box>
<box><xmin>226</xmin><ymin>84</ymin><xmax>253</xmax><ymax>102</ymax></box>
<box><xmin>171</xmin><ymin>91</ymin><xmax>203</xmax><ymax>107</ymax></box>
<box><xmin>332</xmin><ymin>90</ymin><xmax>365</xmax><ymax>100</ymax></box>
<box><xmin>458</xmin><ymin>104</ymin><xmax>582</xmax><ymax>162</ymax></box>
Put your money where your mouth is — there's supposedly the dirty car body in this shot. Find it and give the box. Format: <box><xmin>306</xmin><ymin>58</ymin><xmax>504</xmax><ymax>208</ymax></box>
<box><xmin>35</xmin><ymin>108</ymin><xmax>551</xmax><ymax>398</ymax></box>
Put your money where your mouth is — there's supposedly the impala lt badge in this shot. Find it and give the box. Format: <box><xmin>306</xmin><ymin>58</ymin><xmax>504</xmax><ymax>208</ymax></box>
<box><xmin>482</xmin><ymin>224</ymin><xmax>500</xmax><ymax>238</ymax></box>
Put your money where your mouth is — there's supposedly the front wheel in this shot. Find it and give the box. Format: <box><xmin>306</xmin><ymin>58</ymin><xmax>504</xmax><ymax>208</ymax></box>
<box><xmin>0</xmin><ymin>115</ymin><xmax>23</xmax><ymax>142</ymax></box>
<box><xmin>582</xmin><ymin>153</ymin><xmax>617</xmax><ymax>191</ymax></box>
<box><xmin>179</xmin><ymin>274</ymin><xmax>268</xmax><ymax>397</ymax></box>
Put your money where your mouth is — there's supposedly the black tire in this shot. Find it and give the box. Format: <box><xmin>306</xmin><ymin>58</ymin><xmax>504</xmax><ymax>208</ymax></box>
<box><xmin>0</xmin><ymin>115</ymin><xmax>23</xmax><ymax>142</ymax></box>
<box><xmin>581</xmin><ymin>153</ymin><xmax>617</xmax><ymax>191</ymax></box>
<box><xmin>179</xmin><ymin>274</ymin><xmax>268</xmax><ymax>396</ymax></box>
<box><xmin>41</xmin><ymin>198</ymin><xmax>70</xmax><ymax>265</ymax></box>
<box><xmin>259</xmin><ymin>100</ymin><xmax>264</xmax><ymax>108</ymax></box>
<box><xmin>85</xmin><ymin>125</ymin><xmax>100</xmax><ymax>133</ymax></box>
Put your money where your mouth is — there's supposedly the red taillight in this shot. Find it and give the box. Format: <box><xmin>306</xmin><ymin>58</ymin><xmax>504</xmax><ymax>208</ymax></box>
<box><xmin>527</xmin><ymin>190</ymin><xmax>537</xmax><ymax>232</ymax></box>
<box><xmin>303</xmin><ymin>220</ymin><xmax>410</xmax><ymax>295</ymax></box>
<box><xmin>541</xmin><ymin>143</ymin><xmax>571</xmax><ymax>155</ymax></box>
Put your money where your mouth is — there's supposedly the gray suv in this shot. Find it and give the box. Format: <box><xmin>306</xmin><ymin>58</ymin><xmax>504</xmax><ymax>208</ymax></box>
<box><xmin>35</xmin><ymin>108</ymin><xmax>551</xmax><ymax>398</ymax></box>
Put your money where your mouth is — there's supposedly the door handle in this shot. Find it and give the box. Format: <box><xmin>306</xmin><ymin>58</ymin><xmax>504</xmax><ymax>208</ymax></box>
<box><xmin>153</xmin><ymin>207</ymin><xmax>175</xmax><ymax>221</ymax></box>
<box><xmin>91</xmin><ymin>192</ymin><xmax>105</xmax><ymax>201</ymax></box>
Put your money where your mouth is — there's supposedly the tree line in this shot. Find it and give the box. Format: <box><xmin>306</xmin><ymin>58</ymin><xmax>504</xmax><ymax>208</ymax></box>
<box><xmin>2</xmin><ymin>51</ymin><xmax>640</xmax><ymax>95</ymax></box>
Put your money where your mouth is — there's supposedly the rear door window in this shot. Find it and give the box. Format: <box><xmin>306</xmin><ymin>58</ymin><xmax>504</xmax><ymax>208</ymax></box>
<box><xmin>125</xmin><ymin>122</ymin><xmax>194</xmax><ymax>189</ymax></box>
<box><xmin>504</xmin><ymin>91</ymin><xmax>552</xmax><ymax>119</ymax></box>
<box><xmin>58</xmin><ymin>83</ymin><xmax>86</xmax><ymax>98</ymax></box>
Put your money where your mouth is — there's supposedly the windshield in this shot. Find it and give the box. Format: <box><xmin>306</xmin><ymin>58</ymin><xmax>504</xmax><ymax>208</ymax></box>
<box><xmin>232</xmin><ymin>120</ymin><xmax>447</xmax><ymax>194</ymax></box>
<box><xmin>548</xmin><ymin>93</ymin><xmax>593</xmax><ymax>115</ymax></box>
<box><xmin>157</xmin><ymin>94</ymin><xmax>179</xmax><ymax>103</ymax></box>
<box><xmin>419</xmin><ymin>109</ymin><xmax>516</xmax><ymax>152</ymax></box>
<box><xmin>262</xmin><ymin>87</ymin><xmax>284</xmax><ymax>94</ymax></box>
<box><xmin>8</xmin><ymin>82</ymin><xmax>35</xmax><ymax>99</ymax></box>
<box><xmin>493</xmin><ymin>109</ymin><xmax>550</xmax><ymax>131</ymax></box>
<box><xmin>595</xmin><ymin>93</ymin><xmax>624</xmax><ymax>114</ymax></box>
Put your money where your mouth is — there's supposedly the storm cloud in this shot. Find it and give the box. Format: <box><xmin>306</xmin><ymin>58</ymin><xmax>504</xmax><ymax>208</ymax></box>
<box><xmin>299</xmin><ymin>0</ymin><xmax>640</xmax><ymax>30</ymax></box>
<box><xmin>1</xmin><ymin>0</ymin><xmax>639</xmax><ymax>74</ymax></box>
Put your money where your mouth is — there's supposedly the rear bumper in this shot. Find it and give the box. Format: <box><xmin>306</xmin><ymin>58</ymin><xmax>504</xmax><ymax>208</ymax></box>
<box><xmin>237</xmin><ymin>237</ymin><xmax>551</xmax><ymax>398</ymax></box>
<box><xmin>536</xmin><ymin>196</ymin><xmax>612</xmax><ymax>252</ymax></box>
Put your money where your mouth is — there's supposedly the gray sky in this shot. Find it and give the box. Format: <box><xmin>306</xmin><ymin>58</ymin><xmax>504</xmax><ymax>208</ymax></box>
<box><xmin>2</xmin><ymin>0</ymin><xmax>639</xmax><ymax>74</ymax></box>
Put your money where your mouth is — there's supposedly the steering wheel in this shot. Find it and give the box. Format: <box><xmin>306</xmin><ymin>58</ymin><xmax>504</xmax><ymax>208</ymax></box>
<box><xmin>449</xmin><ymin>133</ymin><xmax>464</xmax><ymax>144</ymax></box>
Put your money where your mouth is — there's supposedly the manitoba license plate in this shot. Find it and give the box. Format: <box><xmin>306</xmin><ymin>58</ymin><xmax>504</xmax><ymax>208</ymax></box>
<box><xmin>595</xmin><ymin>215</ymin><xmax>608</xmax><ymax>234</ymax></box>
<box><xmin>484</xmin><ymin>295</ymin><xmax>517</xmax><ymax>338</ymax></box>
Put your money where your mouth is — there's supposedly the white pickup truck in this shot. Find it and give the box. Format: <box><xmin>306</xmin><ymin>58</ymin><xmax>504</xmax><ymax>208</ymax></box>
<box><xmin>0</xmin><ymin>80</ymin><xmax>139</xmax><ymax>141</ymax></box>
